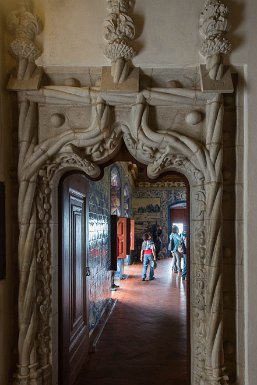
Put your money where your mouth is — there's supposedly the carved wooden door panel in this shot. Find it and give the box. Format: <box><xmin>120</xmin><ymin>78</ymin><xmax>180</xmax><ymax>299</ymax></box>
<box><xmin>59</xmin><ymin>173</ymin><xmax>89</xmax><ymax>385</ymax></box>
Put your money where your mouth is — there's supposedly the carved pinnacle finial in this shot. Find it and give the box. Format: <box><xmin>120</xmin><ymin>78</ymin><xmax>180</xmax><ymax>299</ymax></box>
<box><xmin>199</xmin><ymin>0</ymin><xmax>231</xmax><ymax>80</ymax></box>
<box><xmin>103</xmin><ymin>0</ymin><xmax>136</xmax><ymax>84</ymax></box>
<box><xmin>7</xmin><ymin>0</ymin><xmax>42</xmax><ymax>81</ymax></box>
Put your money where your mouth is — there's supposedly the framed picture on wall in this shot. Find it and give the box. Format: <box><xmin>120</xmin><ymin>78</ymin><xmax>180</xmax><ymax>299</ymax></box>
<box><xmin>0</xmin><ymin>181</ymin><xmax>6</xmax><ymax>279</ymax></box>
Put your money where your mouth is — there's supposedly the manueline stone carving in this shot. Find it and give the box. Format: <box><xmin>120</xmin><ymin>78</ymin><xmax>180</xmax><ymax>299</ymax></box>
<box><xmin>12</xmin><ymin>80</ymin><xmax>227</xmax><ymax>385</ymax></box>
<box><xmin>107</xmin><ymin>0</ymin><xmax>134</xmax><ymax>13</ymax></box>
<box><xmin>103</xmin><ymin>0</ymin><xmax>136</xmax><ymax>83</ymax></box>
<box><xmin>199</xmin><ymin>0</ymin><xmax>231</xmax><ymax>80</ymax></box>
<box><xmin>195</xmin><ymin>190</ymin><xmax>206</xmax><ymax>219</ymax></box>
<box><xmin>194</xmin><ymin>225</ymin><xmax>206</xmax><ymax>263</ymax></box>
<box><xmin>199</xmin><ymin>1</ymin><xmax>230</xmax><ymax>37</ymax></box>
<box><xmin>104</xmin><ymin>13</ymin><xmax>135</xmax><ymax>41</ymax></box>
<box><xmin>7</xmin><ymin>0</ymin><xmax>42</xmax><ymax>80</ymax></box>
<box><xmin>148</xmin><ymin>152</ymin><xmax>186</xmax><ymax>176</ymax></box>
<box><xmin>200</xmin><ymin>34</ymin><xmax>231</xmax><ymax>57</ymax></box>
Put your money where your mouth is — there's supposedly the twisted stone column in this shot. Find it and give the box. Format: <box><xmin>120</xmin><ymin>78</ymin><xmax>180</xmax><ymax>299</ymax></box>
<box><xmin>15</xmin><ymin>100</ymin><xmax>39</xmax><ymax>384</ymax></box>
<box><xmin>204</xmin><ymin>95</ymin><xmax>228</xmax><ymax>384</ymax></box>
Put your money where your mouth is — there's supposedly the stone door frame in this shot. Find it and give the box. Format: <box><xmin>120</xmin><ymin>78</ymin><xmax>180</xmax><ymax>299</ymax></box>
<box><xmin>13</xmin><ymin>79</ymin><xmax>229</xmax><ymax>385</ymax></box>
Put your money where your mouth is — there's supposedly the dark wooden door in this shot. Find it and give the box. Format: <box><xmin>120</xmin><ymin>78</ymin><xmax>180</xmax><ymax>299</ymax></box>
<box><xmin>170</xmin><ymin>207</ymin><xmax>188</xmax><ymax>228</ymax></box>
<box><xmin>59</xmin><ymin>173</ymin><xmax>89</xmax><ymax>385</ymax></box>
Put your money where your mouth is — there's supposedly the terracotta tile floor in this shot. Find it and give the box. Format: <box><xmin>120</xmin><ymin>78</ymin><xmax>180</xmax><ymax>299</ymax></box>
<box><xmin>75</xmin><ymin>258</ymin><xmax>189</xmax><ymax>385</ymax></box>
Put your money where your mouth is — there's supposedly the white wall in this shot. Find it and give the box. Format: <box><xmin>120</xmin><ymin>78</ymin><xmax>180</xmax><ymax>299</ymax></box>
<box><xmin>35</xmin><ymin>0</ymin><xmax>249</xmax><ymax>68</ymax></box>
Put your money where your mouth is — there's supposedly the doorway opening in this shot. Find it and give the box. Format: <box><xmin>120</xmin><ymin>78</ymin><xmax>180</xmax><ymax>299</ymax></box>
<box><xmin>57</xmin><ymin>155</ymin><xmax>190</xmax><ymax>385</ymax></box>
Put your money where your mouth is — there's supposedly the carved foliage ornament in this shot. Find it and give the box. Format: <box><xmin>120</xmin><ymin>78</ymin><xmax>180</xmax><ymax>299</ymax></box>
<box><xmin>7</xmin><ymin>0</ymin><xmax>42</xmax><ymax>80</ymax></box>
<box><xmin>103</xmin><ymin>0</ymin><xmax>136</xmax><ymax>83</ymax></box>
<box><xmin>199</xmin><ymin>0</ymin><xmax>231</xmax><ymax>58</ymax></box>
<box><xmin>199</xmin><ymin>0</ymin><xmax>230</xmax><ymax>37</ymax></box>
<box><xmin>107</xmin><ymin>0</ymin><xmax>134</xmax><ymax>13</ymax></box>
<box><xmin>104</xmin><ymin>13</ymin><xmax>135</xmax><ymax>42</ymax></box>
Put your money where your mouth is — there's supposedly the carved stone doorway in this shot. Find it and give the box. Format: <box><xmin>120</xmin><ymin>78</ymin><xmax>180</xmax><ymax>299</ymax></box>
<box><xmin>13</xmin><ymin>67</ymin><xmax>236</xmax><ymax>385</ymax></box>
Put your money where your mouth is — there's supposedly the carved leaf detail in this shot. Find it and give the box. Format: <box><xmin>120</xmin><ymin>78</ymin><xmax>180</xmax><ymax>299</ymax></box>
<box><xmin>104</xmin><ymin>13</ymin><xmax>135</xmax><ymax>42</ymax></box>
<box><xmin>199</xmin><ymin>0</ymin><xmax>230</xmax><ymax>38</ymax></box>
<box><xmin>200</xmin><ymin>35</ymin><xmax>231</xmax><ymax>57</ymax></box>
<box><xmin>103</xmin><ymin>0</ymin><xmax>136</xmax><ymax>83</ymax></box>
<box><xmin>107</xmin><ymin>0</ymin><xmax>134</xmax><ymax>13</ymax></box>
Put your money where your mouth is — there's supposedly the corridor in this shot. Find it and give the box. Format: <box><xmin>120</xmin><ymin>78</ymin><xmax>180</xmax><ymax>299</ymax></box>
<box><xmin>74</xmin><ymin>258</ymin><xmax>189</xmax><ymax>385</ymax></box>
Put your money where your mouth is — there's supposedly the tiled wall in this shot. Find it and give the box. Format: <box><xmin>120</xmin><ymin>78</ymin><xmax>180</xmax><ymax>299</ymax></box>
<box><xmin>86</xmin><ymin>165</ymin><xmax>187</xmax><ymax>330</ymax></box>
<box><xmin>87</xmin><ymin>163</ymin><xmax>133</xmax><ymax>331</ymax></box>
<box><xmin>88</xmin><ymin>172</ymin><xmax>111</xmax><ymax>330</ymax></box>
<box><xmin>133</xmin><ymin>187</ymin><xmax>187</xmax><ymax>246</ymax></box>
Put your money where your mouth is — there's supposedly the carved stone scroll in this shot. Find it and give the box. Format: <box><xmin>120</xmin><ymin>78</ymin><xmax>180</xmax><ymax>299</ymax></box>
<box><xmin>103</xmin><ymin>0</ymin><xmax>136</xmax><ymax>83</ymax></box>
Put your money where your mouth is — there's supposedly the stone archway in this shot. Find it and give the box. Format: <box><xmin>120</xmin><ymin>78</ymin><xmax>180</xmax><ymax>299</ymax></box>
<box><xmin>14</xmin><ymin>79</ymin><xmax>228</xmax><ymax>385</ymax></box>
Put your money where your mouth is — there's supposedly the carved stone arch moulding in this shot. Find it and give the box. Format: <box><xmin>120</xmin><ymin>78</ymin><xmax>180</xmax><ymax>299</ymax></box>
<box><xmin>14</xmin><ymin>82</ymin><xmax>227</xmax><ymax>385</ymax></box>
